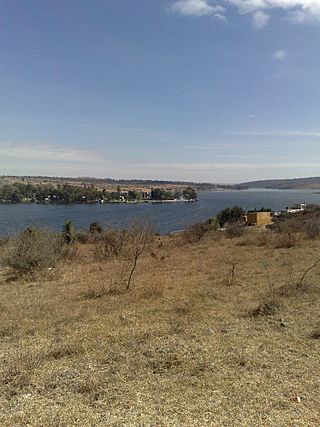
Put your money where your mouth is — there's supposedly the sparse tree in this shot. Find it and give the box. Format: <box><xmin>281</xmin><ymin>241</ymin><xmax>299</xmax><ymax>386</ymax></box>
<box><xmin>121</xmin><ymin>221</ymin><xmax>155</xmax><ymax>289</ymax></box>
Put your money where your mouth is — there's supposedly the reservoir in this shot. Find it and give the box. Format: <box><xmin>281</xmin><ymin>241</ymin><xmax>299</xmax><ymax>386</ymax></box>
<box><xmin>0</xmin><ymin>189</ymin><xmax>319</xmax><ymax>236</ymax></box>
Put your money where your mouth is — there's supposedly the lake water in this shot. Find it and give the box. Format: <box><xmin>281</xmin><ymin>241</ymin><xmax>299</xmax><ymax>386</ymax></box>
<box><xmin>0</xmin><ymin>189</ymin><xmax>319</xmax><ymax>236</ymax></box>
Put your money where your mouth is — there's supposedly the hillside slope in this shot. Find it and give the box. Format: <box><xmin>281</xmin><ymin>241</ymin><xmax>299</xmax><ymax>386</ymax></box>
<box><xmin>239</xmin><ymin>176</ymin><xmax>320</xmax><ymax>190</ymax></box>
<box><xmin>0</xmin><ymin>228</ymin><xmax>320</xmax><ymax>426</ymax></box>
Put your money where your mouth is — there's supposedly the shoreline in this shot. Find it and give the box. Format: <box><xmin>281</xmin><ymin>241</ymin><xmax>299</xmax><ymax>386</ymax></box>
<box><xmin>0</xmin><ymin>199</ymin><xmax>198</xmax><ymax>205</ymax></box>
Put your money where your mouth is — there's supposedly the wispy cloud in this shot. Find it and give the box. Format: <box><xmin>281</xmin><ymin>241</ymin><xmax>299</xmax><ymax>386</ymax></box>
<box><xmin>170</xmin><ymin>0</ymin><xmax>320</xmax><ymax>27</ymax></box>
<box><xmin>253</xmin><ymin>11</ymin><xmax>270</xmax><ymax>29</ymax></box>
<box><xmin>228</xmin><ymin>130</ymin><xmax>320</xmax><ymax>138</ymax></box>
<box><xmin>170</xmin><ymin>0</ymin><xmax>226</xmax><ymax>20</ymax></box>
<box><xmin>146</xmin><ymin>161</ymin><xmax>320</xmax><ymax>171</ymax></box>
<box><xmin>0</xmin><ymin>142</ymin><xmax>106</xmax><ymax>163</ymax></box>
<box><xmin>273</xmin><ymin>49</ymin><xmax>287</xmax><ymax>60</ymax></box>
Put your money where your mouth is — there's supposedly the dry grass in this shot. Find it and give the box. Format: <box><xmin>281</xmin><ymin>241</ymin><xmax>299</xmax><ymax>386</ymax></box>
<box><xmin>0</xmin><ymin>230</ymin><xmax>320</xmax><ymax>426</ymax></box>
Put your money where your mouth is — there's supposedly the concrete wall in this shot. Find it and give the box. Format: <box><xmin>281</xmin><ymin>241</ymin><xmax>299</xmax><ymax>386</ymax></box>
<box><xmin>246</xmin><ymin>212</ymin><xmax>272</xmax><ymax>226</ymax></box>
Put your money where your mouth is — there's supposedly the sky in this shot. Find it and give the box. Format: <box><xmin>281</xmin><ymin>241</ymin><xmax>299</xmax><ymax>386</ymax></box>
<box><xmin>0</xmin><ymin>0</ymin><xmax>320</xmax><ymax>183</ymax></box>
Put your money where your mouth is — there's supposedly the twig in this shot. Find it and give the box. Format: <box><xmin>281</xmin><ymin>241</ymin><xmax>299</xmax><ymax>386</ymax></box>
<box><xmin>296</xmin><ymin>258</ymin><xmax>320</xmax><ymax>289</ymax></box>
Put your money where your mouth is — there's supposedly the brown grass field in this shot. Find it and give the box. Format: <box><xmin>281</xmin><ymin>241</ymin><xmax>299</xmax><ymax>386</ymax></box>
<box><xmin>0</xmin><ymin>226</ymin><xmax>320</xmax><ymax>426</ymax></box>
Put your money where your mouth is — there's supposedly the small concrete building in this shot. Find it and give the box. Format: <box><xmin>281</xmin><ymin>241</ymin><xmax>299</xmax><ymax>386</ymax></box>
<box><xmin>245</xmin><ymin>211</ymin><xmax>272</xmax><ymax>226</ymax></box>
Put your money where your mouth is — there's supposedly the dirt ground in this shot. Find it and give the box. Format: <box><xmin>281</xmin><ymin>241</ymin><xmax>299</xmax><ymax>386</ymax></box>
<box><xmin>0</xmin><ymin>230</ymin><xmax>319</xmax><ymax>426</ymax></box>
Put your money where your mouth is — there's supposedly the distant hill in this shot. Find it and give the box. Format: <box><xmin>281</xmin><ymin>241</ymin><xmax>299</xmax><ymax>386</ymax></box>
<box><xmin>3</xmin><ymin>174</ymin><xmax>320</xmax><ymax>191</ymax></box>
<box><xmin>0</xmin><ymin>175</ymin><xmax>240</xmax><ymax>191</ymax></box>
<box><xmin>239</xmin><ymin>177</ymin><xmax>320</xmax><ymax>190</ymax></box>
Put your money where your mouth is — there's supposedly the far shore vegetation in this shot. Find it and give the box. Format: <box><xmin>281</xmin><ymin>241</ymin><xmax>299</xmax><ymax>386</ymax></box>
<box><xmin>0</xmin><ymin>182</ymin><xmax>197</xmax><ymax>204</ymax></box>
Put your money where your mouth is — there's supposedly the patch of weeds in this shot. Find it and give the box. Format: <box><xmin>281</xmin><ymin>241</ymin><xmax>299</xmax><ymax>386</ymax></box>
<box><xmin>46</xmin><ymin>342</ymin><xmax>82</xmax><ymax>360</ymax></box>
<box><xmin>249</xmin><ymin>300</ymin><xmax>282</xmax><ymax>317</ymax></box>
<box><xmin>174</xmin><ymin>303</ymin><xmax>191</xmax><ymax>316</ymax></box>
<box><xmin>81</xmin><ymin>281</ymin><xmax>108</xmax><ymax>300</ymax></box>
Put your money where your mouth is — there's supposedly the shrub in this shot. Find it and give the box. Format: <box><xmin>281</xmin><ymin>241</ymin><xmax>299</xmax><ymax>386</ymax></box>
<box><xmin>96</xmin><ymin>230</ymin><xmax>126</xmax><ymax>258</ymax></box>
<box><xmin>6</xmin><ymin>228</ymin><xmax>63</xmax><ymax>275</ymax></box>
<box><xmin>183</xmin><ymin>217</ymin><xmax>219</xmax><ymax>243</ymax></box>
<box><xmin>62</xmin><ymin>221</ymin><xmax>76</xmax><ymax>244</ymax></box>
<box><xmin>89</xmin><ymin>222</ymin><xmax>103</xmax><ymax>235</ymax></box>
<box><xmin>225</xmin><ymin>224</ymin><xmax>244</xmax><ymax>239</ymax></box>
<box><xmin>217</xmin><ymin>206</ymin><xmax>245</xmax><ymax>227</ymax></box>
<box><xmin>0</xmin><ymin>236</ymin><xmax>9</xmax><ymax>246</ymax></box>
<box><xmin>273</xmin><ymin>232</ymin><xmax>298</xmax><ymax>249</ymax></box>
<box><xmin>77</xmin><ymin>230</ymin><xmax>90</xmax><ymax>244</ymax></box>
<box><xmin>305</xmin><ymin>219</ymin><xmax>320</xmax><ymax>239</ymax></box>
<box><xmin>121</xmin><ymin>221</ymin><xmax>155</xmax><ymax>289</ymax></box>
<box><xmin>249</xmin><ymin>300</ymin><xmax>281</xmax><ymax>317</ymax></box>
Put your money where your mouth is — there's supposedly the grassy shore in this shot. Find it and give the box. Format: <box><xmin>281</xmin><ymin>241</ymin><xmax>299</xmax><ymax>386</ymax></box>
<box><xmin>0</xmin><ymin>221</ymin><xmax>320</xmax><ymax>426</ymax></box>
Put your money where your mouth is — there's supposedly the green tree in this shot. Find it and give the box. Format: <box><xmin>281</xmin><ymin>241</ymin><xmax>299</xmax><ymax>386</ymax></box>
<box><xmin>182</xmin><ymin>187</ymin><xmax>197</xmax><ymax>200</ymax></box>
<box><xmin>216</xmin><ymin>206</ymin><xmax>245</xmax><ymax>227</ymax></box>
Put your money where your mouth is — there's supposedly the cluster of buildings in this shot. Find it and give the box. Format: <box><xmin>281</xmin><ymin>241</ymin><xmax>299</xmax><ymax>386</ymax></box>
<box><xmin>245</xmin><ymin>203</ymin><xmax>307</xmax><ymax>227</ymax></box>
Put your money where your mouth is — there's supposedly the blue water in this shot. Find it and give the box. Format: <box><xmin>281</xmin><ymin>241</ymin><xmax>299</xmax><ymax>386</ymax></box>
<box><xmin>0</xmin><ymin>189</ymin><xmax>319</xmax><ymax>235</ymax></box>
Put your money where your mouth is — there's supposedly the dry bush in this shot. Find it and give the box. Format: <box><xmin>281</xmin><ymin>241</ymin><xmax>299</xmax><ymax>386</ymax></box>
<box><xmin>139</xmin><ymin>280</ymin><xmax>164</xmax><ymax>299</ymax></box>
<box><xmin>255</xmin><ymin>231</ymin><xmax>271</xmax><ymax>246</ymax></box>
<box><xmin>249</xmin><ymin>300</ymin><xmax>281</xmax><ymax>317</ymax></box>
<box><xmin>80</xmin><ymin>280</ymin><xmax>108</xmax><ymax>300</ymax></box>
<box><xmin>121</xmin><ymin>221</ymin><xmax>155</xmax><ymax>289</ymax></box>
<box><xmin>0</xmin><ymin>236</ymin><xmax>9</xmax><ymax>247</ymax></box>
<box><xmin>272</xmin><ymin>215</ymin><xmax>304</xmax><ymax>233</ymax></box>
<box><xmin>94</xmin><ymin>229</ymin><xmax>126</xmax><ymax>259</ymax></box>
<box><xmin>94</xmin><ymin>222</ymin><xmax>155</xmax><ymax>289</ymax></box>
<box><xmin>77</xmin><ymin>230</ymin><xmax>91</xmax><ymax>244</ymax></box>
<box><xmin>273</xmin><ymin>232</ymin><xmax>298</xmax><ymax>249</ymax></box>
<box><xmin>183</xmin><ymin>219</ymin><xmax>217</xmax><ymax>243</ymax></box>
<box><xmin>223</xmin><ymin>260</ymin><xmax>238</xmax><ymax>286</ymax></box>
<box><xmin>305</xmin><ymin>219</ymin><xmax>320</xmax><ymax>240</ymax></box>
<box><xmin>237</xmin><ymin>231</ymin><xmax>270</xmax><ymax>247</ymax></box>
<box><xmin>225</xmin><ymin>224</ymin><xmax>244</xmax><ymax>239</ymax></box>
<box><xmin>5</xmin><ymin>228</ymin><xmax>64</xmax><ymax>275</ymax></box>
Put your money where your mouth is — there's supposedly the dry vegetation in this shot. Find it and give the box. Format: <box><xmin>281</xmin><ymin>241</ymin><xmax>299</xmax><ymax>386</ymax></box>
<box><xmin>0</xmin><ymin>214</ymin><xmax>320</xmax><ymax>426</ymax></box>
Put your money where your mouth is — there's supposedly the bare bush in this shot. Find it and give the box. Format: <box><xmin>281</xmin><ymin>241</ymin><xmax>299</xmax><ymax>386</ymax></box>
<box><xmin>223</xmin><ymin>260</ymin><xmax>238</xmax><ymax>286</ymax></box>
<box><xmin>255</xmin><ymin>231</ymin><xmax>271</xmax><ymax>246</ymax></box>
<box><xmin>5</xmin><ymin>228</ymin><xmax>63</xmax><ymax>275</ymax></box>
<box><xmin>0</xmin><ymin>237</ymin><xmax>9</xmax><ymax>247</ymax></box>
<box><xmin>250</xmin><ymin>300</ymin><xmax>281</xmax><ymax>317</ymax></box>
<box><xmin>94</xmin><ymin>222</ymin><xmax>155</xmax><ymax>289</ymax></box>
<box><xmin>238</xmin><ymin>231</ymin><xmax>270</xmax><ymax>247</ymax></box>
<box><xmin>305</xmin><ymin>219</ymin><xmax>320</xmax><ymax>240</ymax></box>
<box><xmin>273</xmin><ymin>232</ymin><xmax>298</xmax><ymax>249</ymax></box>
<box><xmin>295</xmin><ymin>257</ymin><xmax>320</xmax><ymax>290</ymax></box>
<box><xmin>183</xmin><ymin>218</ymin><xmax>219</xmax><ymax>243</ymax></box>
<box><xmin>94</xmin><ymin>229</ymin><xmax>126</xmax><ymax>259</ymax></box>
<box><xmin>76</xmin><ymin>231</ymin><xmax>91</xmax><ymax>244</ymax></box>
<box><xmin>121</xmin><ymin>221</ymin><xmax>155</xmax><ymax>289</ymax></box>
<box><xmin>225</xmin><ymin>224</ymin><xmax>244</xmax><ymax>239</ymax></box>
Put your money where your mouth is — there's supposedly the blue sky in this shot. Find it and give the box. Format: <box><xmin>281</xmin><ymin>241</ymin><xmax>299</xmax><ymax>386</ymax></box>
<box><xmin>0</xmin><ymin>0</ymin><xmax>320</xmax><ymax>183</ymax></box>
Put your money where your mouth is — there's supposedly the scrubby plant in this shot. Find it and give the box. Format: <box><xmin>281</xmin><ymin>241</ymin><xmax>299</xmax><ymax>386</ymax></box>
<box><xmin>95</xmin><ymin>221</ymin><xmax>155</xmax><ymax>289</ymax></box>
<box><xmin>305</xmin><ymin>219</ymin><xmax>320</xmax><ymax>240</ymax></box>
<box><xmin>183</xmin><ymin>217</ymin><xmax>219</xmax><ymax>243</ymax></box>
<box><xmin>95</xmin><ymin>229</ymin><xmax>126</xmax><ymax>258</ymax></box>
<box><xmin>273</xmin><ymin>232</ymin><xmax>297</xmax><ymax>249</ymax></box>
<box><xmin>121</xmin><ymin>221</ymin><xmax>155</xmax><ymax>289</ymax></box>
<box><xmin>89</xmin><ymin>222</ymin><xmax>103</xmax><ymax>235</ymax></box>
<box><xmin>225</xmin><ymin>224</ymin><xmax>244</xmax><ymax>239</ymax></box>
<box><xmin>5</xmin><ymin>228</ymin><xmax>63</xmax><ymax>275</ymax></box>
<box><xmin>62</xmin><ymin>220</ymin><xmax>76</xmax><ymax>244</ymax></box>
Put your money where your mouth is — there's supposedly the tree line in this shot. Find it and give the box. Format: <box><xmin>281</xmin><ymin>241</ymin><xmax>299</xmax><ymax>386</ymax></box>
<box><xmin>0</xmin><ymin>182</ymin><xmax>197</xmax><ymax>204</ymax></box>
